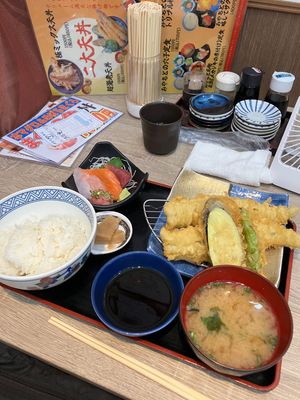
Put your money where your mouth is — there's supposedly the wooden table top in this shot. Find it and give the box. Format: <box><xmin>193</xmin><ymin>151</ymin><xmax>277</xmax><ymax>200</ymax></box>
<box><xmin>0</xmin><ymin>95</ymin><xmax>299</xmax><ymax>400</ymax></box>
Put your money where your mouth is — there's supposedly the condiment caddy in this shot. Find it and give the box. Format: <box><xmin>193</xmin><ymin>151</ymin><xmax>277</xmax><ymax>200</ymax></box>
<box><xmin>179</xmin><ymin>64</ymin><xmax>296</xmax><ymax>141</ymax></box>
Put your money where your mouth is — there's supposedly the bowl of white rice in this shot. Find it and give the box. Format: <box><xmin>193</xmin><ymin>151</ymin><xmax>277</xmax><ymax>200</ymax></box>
<box><xmin>0</xmin><ymin>186</ymin><xmax>97</xmax><ymax>290</ymax></box>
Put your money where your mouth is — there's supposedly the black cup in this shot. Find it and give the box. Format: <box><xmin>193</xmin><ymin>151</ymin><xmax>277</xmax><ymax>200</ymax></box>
<box><xmin>139</xmin><ymin>101</ymin><xmax>183</xmax><ymax>155</ymax></box>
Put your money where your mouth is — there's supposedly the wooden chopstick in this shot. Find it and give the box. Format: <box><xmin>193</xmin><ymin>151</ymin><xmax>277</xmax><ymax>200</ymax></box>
<box><xmin>49</xmin><ymin>317</ymin><xmax>210</xmax><ymax>400</ymax></box>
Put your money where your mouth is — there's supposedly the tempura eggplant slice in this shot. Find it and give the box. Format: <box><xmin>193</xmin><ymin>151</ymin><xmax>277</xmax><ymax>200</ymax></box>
<box><xmin>206</xmin><ymin>206</ymin><xmax>245</xmax><ymax>267</ymax></box>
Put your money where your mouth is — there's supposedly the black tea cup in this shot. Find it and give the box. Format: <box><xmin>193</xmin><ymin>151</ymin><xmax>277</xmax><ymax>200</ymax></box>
<box><xmin>139</xmin><ymin>101</ymin><xmax>183</xmax><ymax>155</ymax></box>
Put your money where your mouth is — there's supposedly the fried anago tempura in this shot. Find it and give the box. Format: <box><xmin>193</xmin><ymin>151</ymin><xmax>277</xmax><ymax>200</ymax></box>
<box><xmin>161</xmin><ymin>194</ymin><xmax>300</xmax><ymax>275</ymax></box>
<box><xmin>164</xmin><ymin>196</ymin><xmax>209</xmax><ymax>229</ymax></box>
<box><xmin>96</xmin><ymin>9</ymin><xmax>127</xmax><ymax>48</ymax></box>
<box><xmin>164</xmin><ymin>195</ymin><xmax>298</xmax><ymax>229</ymax></box>
<box><xmin>233</xmin><ymin>198</ymin><xmax>299</xmax><ymax>225</ymax></box>
<box><xmin>160</xmin><ymin>225</ymin><xmax>209</xmax><ymax>265</ymax></box>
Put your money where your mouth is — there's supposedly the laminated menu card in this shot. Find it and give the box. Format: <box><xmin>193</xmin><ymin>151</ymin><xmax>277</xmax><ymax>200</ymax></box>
<box><xmin>25</xmin><ymin>0</ymin><xmax>246</xmax><ymax>95</ymax></box>
<box><xmin>0</xmin><ymin>97</ymin><xmax>83</xmax><ymax>167</ymax></box>
<box><xmin>2</xmin><ymin>97</ymin><xmax>122</xmax><ymax>164</ymax></box>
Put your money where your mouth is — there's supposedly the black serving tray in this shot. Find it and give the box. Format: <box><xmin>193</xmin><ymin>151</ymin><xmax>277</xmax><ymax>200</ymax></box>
<box><xmin>10</xmin><ymin>181</ymin><xmax>294</xmax><ymax>391</ymax></box>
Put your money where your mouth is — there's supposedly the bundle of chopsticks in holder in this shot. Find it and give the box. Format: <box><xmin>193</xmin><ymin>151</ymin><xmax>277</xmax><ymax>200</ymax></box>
<box><xmin>126</xmin><ymin>1</ymin><xmax>162</xmax><ymax>117</ymax></box>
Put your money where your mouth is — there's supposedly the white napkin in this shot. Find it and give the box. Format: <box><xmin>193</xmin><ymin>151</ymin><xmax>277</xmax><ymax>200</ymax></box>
<box><xmin>184</xmin><ymin>141</ymin><xmax>273</xmax><ymax>187</ymax></box>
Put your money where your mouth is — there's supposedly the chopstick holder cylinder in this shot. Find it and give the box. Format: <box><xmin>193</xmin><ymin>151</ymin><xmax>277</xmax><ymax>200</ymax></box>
<box><xmin>126</xmin><ymin>2</ymin><xmax>162</xmax><ymax>118</ymax></box>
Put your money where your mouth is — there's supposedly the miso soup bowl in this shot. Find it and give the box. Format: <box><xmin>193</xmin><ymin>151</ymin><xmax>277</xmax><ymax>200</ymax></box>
<box><xmin>180</xmin><ymin>265</ymin><xmax>293</xmax><ymax>377</ymax></box>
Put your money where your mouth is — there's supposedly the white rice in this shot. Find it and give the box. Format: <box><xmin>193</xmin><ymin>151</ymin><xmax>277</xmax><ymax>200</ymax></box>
<box><xmin>0</xmin><ymin>214</ymin><xmax>91</xmax><ymax>276</ymax></box>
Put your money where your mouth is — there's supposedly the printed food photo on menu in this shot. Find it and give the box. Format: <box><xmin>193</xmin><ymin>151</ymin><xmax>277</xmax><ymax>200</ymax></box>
<box><xmin>182</xmin><ymin>0</ymin><xmax>221</xmax><ymax>29</ymax></box>
<box><xmin>160</xmin><ymin>0</ymin><xmax>245</xmax><ymax>92</ymax></box>
<box><xmin>26</xmin><ymin>0</ymin><xmax>131</xmax><ymax>95</ymax></box>
<box><xmin>25</xmin><ymin>0</ymin><xmax>245</xmax><ymax>95</ymax></box>
<box><xmin>48</xmin><ymin>58</ymin><xmax>84</xmax><ymax>94</ymax></box>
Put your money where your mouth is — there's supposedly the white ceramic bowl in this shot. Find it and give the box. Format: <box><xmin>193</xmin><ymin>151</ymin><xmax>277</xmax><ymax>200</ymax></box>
<box><xmin>0</xmin><ymin>186</ymin><xmax>97</xmax><ymax>290</ymax></box>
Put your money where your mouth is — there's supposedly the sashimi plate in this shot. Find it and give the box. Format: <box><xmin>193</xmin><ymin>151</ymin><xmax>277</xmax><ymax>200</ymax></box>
<box><xmin>62</xmin><ymin>141</ymin><xmax>148</xmax><ymax>211</ymax></box>
<box><xmin>147</xmin><ymin>168</ymin><xmax>289</xmax><ymax>285</ymax></box>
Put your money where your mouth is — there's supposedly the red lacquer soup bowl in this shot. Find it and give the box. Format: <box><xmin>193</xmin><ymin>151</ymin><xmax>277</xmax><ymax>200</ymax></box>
<box><xmin>180</xmin><ymin>265</ymin><xmax>293</xmax><ymax>377</ymax></box>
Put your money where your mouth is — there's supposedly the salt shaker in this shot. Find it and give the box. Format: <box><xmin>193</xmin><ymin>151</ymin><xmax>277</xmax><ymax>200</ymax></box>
<box><xmin>215</xmin><ymin>71</ymin><xmax>240</xmax><ymax>101</ymax></box>
<box><xmin>182</xmin><ymin>68</ymin><xmax>206</xmax><ymax>108</ymax></box>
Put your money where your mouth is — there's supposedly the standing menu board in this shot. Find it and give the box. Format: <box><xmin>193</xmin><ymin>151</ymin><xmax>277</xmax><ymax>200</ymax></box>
<box><xmin>158</xmin><ymin>0</ymin><xmax>247</xmax><ymax>93</ymax></box>
<box><xmin>26</xmin><ymin>0</ymin><xmax>129</xmax><ymax>96</ymax></box>
<box><xmin>26</xmin><ymin>0</ymin><xmax>247</xmax><ymax>95</ymax></box>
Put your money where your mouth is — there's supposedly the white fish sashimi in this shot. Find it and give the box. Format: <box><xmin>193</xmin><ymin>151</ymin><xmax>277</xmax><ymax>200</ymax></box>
<box><xmin>73</xmin><ymin>168</ymin><xmax>105</xmax><ymax>200</ymax></box>
<box><xmin>73</xmin><ymin>168</ymin><xmax>113</xmax><ymax>205</ymax></box>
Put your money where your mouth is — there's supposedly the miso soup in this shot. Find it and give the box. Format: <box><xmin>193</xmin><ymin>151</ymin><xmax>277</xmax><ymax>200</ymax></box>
<box><xmin>185</xmin><ymin>282</ymin><xmax>278</xmax><ymax>370</ymax></box>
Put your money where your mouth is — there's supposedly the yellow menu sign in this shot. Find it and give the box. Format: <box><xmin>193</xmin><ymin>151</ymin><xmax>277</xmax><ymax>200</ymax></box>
<box><xmin>26</xmin><ymin>0</ymin><xmax>246</xmax><ymax>95</ymax></box>
<box><xmin>158</xmin><ymin>0</ymin><xmax>247</xmax><ymax>93</ymax></box>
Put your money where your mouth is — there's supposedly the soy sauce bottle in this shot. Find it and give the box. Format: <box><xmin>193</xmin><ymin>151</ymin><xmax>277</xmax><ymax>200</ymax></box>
<box><xmin>265</xmin><ymin>72</ymin><xmax>295</xmax><ymax>119</ymax></box>
<box><xmin>235</xmin><ymin>67</ymin><xmax>263</xmax><ymax>103</ymax></box>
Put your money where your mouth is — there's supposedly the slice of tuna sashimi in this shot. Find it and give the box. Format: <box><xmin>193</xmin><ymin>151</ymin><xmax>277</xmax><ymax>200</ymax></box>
<box><xmin>105</xmin><ymin>164</ymin><xmax>132</xmax><ymax>188</ymax></box>
<box><xmin>73</xmin><ymin>168</ymin><xmax>113</xmax><ymax>205</ymax></box>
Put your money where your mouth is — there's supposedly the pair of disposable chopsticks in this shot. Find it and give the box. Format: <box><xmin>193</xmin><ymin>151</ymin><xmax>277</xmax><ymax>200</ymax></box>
<box><xmin>49</xmin><ymin>317</ymin><xmax>210</xmax><ymax>400</ymax></box>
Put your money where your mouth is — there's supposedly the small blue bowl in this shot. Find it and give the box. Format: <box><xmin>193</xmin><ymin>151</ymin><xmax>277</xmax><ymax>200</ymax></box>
<box><xmin>190</xmin><ymin>93</ymin><xmax>233</xmax><ymax>115</ymax></box>
<box><xmin>91</xmin><ymin>251</ymin><xmax>184</xmax><ymax>337</ymax></box>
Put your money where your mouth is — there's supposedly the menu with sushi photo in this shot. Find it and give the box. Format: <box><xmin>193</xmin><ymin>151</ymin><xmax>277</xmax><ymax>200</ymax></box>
<box><xmin>159</xmin><ymin>0</ymin><xmax>247</xmax><ymax>93</ymax></box>
<box><xmin>2</xmin><ymin>97</ymin><xmax>122</xmax><ymax>164</ymax></box>
<box><xmin>25</xmin><ymin>0</ymin><xmax>246</xmax><ymax>95</ymax></box>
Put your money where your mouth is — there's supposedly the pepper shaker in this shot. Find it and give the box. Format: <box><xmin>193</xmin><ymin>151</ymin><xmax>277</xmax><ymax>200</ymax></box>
<box><xmin>235</xmin><ymin>67</ymin><xmax>263</xmax><ymax>103</ymax></box>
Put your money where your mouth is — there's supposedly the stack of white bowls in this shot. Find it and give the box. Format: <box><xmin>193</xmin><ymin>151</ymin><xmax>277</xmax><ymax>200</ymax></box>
<box><xmin>231</xmin><ymin>99</ymin><xmax>282</xmax><ymax>140</ymax></box>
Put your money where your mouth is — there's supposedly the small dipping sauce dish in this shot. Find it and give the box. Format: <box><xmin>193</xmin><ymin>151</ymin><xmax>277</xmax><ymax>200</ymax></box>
<box><xmin>91</xmin><ymin>251</ymin><xmax>184</xmax><ymax>336</ymax></box>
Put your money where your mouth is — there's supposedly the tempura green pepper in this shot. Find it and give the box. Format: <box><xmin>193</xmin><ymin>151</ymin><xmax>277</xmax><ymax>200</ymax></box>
<box><xmin>241</xmin><ymin>208</ymin><xmax>261</xmax><ymax>272</ymax></box>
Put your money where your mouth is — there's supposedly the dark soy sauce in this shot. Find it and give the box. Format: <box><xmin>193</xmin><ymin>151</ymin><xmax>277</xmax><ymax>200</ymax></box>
<box><xmin>104</xmin><ymin>267</ymin><xmax>173</xmax><ymax>332</ymax></box>
<box><xmin>265</xmin><ymin>92</ymin><xmax>288</xmax><ymax>119</ymax></box>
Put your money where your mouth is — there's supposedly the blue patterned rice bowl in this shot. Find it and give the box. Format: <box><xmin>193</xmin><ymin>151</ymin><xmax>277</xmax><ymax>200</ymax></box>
<box><xmin>0</xmin><ymin>186</ymin><xmax>97</xmax><ymax>290</ymax></box>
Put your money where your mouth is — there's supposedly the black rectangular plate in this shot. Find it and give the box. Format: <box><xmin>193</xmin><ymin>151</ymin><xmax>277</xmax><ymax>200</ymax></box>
<box><xmin>62</xmin><ymin>141</ymin><xmax>148</xmax><ymax>211</ymax></box>
<box><xmin>17</xmin><ymin>181</ymin><xmax>292</xmax><ymax>391</ymax></box>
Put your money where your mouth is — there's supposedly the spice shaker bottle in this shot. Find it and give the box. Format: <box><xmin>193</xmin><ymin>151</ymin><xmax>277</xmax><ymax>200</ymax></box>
<box><xmin>215</xmin><ymin>71</ymin><xmax>240</xmax><ymax>101</ymax></box>
<box><xmin>182</xmin><ymin>67</ymin><xmax>206</xmax><ymax>108</ymax></box>
<box><xmin>235</xmin><ymin>67</ymin><xmax>263</xmax><ymax>103</ymax></box>
<box><xmin>265</xmin><ymin>72</ymin><xmax>295</xmax><ymax>119</ymax></box>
